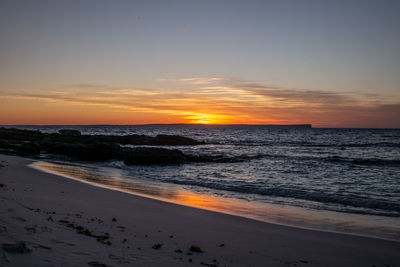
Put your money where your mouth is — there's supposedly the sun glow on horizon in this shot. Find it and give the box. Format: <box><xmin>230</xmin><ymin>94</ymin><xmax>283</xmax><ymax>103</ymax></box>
<box><xmin>184</xmin><ymin>113</ymin><xmax>238</xmax><ymax>125</ymax></box>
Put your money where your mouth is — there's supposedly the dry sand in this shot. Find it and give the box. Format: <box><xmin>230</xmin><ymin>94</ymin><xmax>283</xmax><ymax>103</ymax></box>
<box><xmin>0</xmin><ymin>154</ymin><xmax>399</xmax><ymax>267</ymax></box>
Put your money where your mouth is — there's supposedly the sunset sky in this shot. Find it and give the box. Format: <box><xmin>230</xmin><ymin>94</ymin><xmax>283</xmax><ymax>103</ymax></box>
<box><xmin>1</xmin><ymin>0</ymin><xmax>399</xmax><ymax>127</ymax></box>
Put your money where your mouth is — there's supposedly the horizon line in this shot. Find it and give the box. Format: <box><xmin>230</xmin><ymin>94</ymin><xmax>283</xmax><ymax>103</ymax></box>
<box><xmin>1</xmin><ymin>123</ymin><xmax>312</xmax><ymax>127</ymax></box>
<box><xmin>2</xmin><ymin>124</ymin><xmax>400</xmax><ymax>129</ymax></box>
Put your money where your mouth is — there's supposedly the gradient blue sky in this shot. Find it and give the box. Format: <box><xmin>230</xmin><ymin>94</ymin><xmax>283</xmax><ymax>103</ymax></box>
<box><xmin>1</xmin><ymin>0</ymin><xmax>399</xmax><ymax>126</ymax></box>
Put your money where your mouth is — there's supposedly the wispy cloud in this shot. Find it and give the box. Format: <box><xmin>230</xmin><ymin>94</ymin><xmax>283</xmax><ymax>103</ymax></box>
<box><xmin>160</xmin><ymin>77</ymin><xmax>228</xmax><ymax>85</ymax></box>
<box><xmin>1</xmin><ymin>78</ymin><xmax>399</xmax><ymax>126</ymax></box>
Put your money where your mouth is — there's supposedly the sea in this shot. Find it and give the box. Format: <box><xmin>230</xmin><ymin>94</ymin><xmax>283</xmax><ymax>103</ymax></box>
<box><xmin>14</xmin><ymin>125</ymin><xmax>400</xmax><ymax>241</ymax></box>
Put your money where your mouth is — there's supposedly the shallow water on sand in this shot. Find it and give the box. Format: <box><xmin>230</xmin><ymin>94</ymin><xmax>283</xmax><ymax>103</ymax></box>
<box><xmin>32</xmin><ymin>158</ymin><xmax>400</xmax><ymax>241</ymax></box>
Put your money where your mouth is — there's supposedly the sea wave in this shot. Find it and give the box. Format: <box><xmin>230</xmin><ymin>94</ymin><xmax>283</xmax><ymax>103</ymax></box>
<box><xmin>184</xmin><ymin>152</ymin><xmax>400</xmax><ymax>167</ymax></box>
<box><xmin>326</xmin><ymin>156</ymin><xmax>400</xmax><ymax>166</ymax></box>
<box><xmin>226</xmin><ymin>141</ymin><xmax>400</xmax><ymax>148</ymax></box>
<box><xmin>163</xmin><ymin>178</ymin><xmax>400</xmax><ymax>216</ymax></box>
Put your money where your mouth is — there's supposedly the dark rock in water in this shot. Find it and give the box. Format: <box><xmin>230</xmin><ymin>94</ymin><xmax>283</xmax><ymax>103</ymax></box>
<box><xmin>0</xmin><ymin>127</ymin><xmax>43</xmax><ymax>141</ymax></box>
<box><xmin>124</xmin><ymin>147</ymin><xmax>188</xmax><ymax>165</ymax></box>
<box><xmin>0</xmin><ymin>139</ymin><xmax>15</xmax><ymax>152</ymax></box>
<box><xmin>0</xmin><ymin>127</ymin><xmax>203</xmax><ymax>147</ymax></box>
<box><xmin>2</xmin><ymin>242</ymin><xmax>31</xmax><ymax>254</ymax></box>
<box><xmin>153</xmin><ymin>134</ymin><xmax>204</xmax><ymax>145</ymax></box>
<box><xmin>59</xmin><ymin>129</ymin><xmax>81</xmax><ymax>136</ymax></box>
<box><xmin>0</xmin><ymin>140</ymin><xmax>40</xmax><ymax>156</ymax></box>
<box><xmin>94</xmin><ymin>134</ymin><xmax>204</xmax><ymax>146</ymax></box>
<box><xmin>16</xmin><ymin>142</ymin><xmax>41</xmax><ymax>155</ymax></box>
<box><xmin>42</xmin><ymin>142</ymin><xmax>124</xmax><ymax>162</ymax></box>
<box><xmin>0</xmin><ymin>127</ymin><xmax>214</xmax><ymax>165</ymax></box>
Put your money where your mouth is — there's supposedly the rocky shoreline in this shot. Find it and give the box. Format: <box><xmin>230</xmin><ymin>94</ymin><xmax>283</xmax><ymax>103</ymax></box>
<box><xmin>0</xmin><ymin>127</ymin><xmax>235</xmax><ymax>165</ymax></box>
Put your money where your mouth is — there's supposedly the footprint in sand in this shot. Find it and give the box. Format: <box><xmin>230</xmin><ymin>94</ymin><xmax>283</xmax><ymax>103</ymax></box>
<box><xmin>51</xmin><ymin>239</ymin><xmax>64</xmax><ymax>244</ymax></box>
<box><xmin>12</xmin><ymin>216</ymin><xmax>27</xmax><ymax>222</ymax></box>
<box><xmin>72</xmin><ymin>251</ymin><xmax>90</xmax><ymax>256</ymax></box>
<box><xmin>0</xmin><ymin>226</ymin><xmax>8</xmax><ymax>234</ymax></box>
<box><xmin>24</xmin><ymin>226</ymin><xmax>37</xmax><ymax>234</ymax></box>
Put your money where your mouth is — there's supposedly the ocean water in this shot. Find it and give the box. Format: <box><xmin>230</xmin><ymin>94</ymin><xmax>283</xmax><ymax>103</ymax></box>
<box><xmin>18</xmin><ymin>125</ymin><xmax>400</xmax><ymax>241</ymax></box>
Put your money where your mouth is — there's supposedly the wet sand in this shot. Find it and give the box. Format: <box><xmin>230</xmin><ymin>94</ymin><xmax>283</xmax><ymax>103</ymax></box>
<box><xmin>0</xmin><ymin>154</ymin><xmax>399</xmax><ymax>266</ymax></box>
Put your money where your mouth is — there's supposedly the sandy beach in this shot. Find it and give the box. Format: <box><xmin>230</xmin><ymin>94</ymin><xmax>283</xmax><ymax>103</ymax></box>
<box><xmin>0</xmin><ymin>154</ymin><xmax>399</xmax><ymax>267</ymax></box>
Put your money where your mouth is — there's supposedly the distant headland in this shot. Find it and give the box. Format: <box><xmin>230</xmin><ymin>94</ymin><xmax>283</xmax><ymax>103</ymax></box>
<box><xmin>134</xmin><ymin>124</ymin><xmax>313</xmax><ymax>128</ymax></box>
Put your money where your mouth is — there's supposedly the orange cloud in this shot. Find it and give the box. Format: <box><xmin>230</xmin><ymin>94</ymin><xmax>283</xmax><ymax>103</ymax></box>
<box><xmin>0</xmin><ymin>78</ymin><xmax>399</xmax><ymax>127</ymax></box>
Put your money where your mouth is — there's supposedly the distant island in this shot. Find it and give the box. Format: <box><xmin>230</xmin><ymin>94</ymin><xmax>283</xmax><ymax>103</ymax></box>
<box><xmin>135</xmin><ymin>124</ymin><xmax>313</xmax><ymax>128</ymax></box>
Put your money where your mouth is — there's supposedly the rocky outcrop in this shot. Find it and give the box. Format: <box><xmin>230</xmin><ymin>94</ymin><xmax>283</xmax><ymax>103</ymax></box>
<box><xmin>124</xmin><ymin>147</ymin><xmax>188</xmax><ymax>165</ymax></box>
<box><xmin>0</xmin><ymin>127</ymin><xmax>203</xmax><ymax>147</ymax></box>
<box><xmin>0</xmin><ymin>127</ymin><xmax>250</xmax><ymax>165</ymax></box>
<box><xmin>0</xmin><ymin>127</ymin><xmax>43</xmax><ymax>142</ymax></box>
<box><xmin>41</xmin><ymin>142</ymin><xmax>124</xmax><ymax>162</ymax></box>
<box><xmin>59</xmin><ymin>129</ymin><xmax>81</xmax><ymax>136</ymax></box>
<box><xmin>0</xmin><ymin>127</ymin><xmax>207</xmax><ymax>165</ymax></box>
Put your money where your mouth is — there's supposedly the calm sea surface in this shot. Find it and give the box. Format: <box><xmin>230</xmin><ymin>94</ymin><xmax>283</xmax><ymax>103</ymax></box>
<box><xmin>18</xmin><ymin>125</ymin><xmax>400</xmax><ymax>241</ymax></box>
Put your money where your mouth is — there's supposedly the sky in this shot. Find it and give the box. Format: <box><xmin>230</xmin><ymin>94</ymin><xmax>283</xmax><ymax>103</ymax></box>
<box><xmin>0</xmin><ymin>0</ymin><xmax>399</xmax><ymax>127</ymax></box>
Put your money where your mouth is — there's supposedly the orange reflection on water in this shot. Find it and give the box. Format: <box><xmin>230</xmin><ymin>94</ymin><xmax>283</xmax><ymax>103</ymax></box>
<box><xmin>174</xmin><ymin>191</ymin><xmax>235</xmax><ymax>211</ymax></box>
<box><xmin>31</xmin><ymin>161</ymin><xmax>250</xmax><ymax>218</ymax></box>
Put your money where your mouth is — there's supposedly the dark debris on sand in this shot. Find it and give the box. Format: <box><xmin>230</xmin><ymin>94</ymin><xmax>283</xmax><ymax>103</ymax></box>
<box><xmin>189</xmin><ymin>245</ymin><xmax>204</xmax><ymax>253</ymax></box>
<box><xmin>201</xmin><ymin>261</ymin><xmax>218</xmax><ymax>267</ymax></box>
<box><xmin>58</xmin><ymin>219</ymin><xmax>111</xmax><ymax>245</ymax></box>
<box><xmin>87</xmin><ymin>261</ymin><xmax>110</xmax><ymax>267</ymax></box>
<box><xmin>152</xmin><ymin>243</ymin><xmax>162</xmax><ymax>250</ymax></box>
<box><xmin>2</xmin><ymin>242</ymin><xmax>31</xmax><ymax>254</ymax></box>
